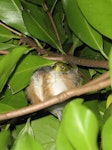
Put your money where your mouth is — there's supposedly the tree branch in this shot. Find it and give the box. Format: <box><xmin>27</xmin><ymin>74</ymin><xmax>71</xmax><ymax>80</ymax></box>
<box><xmin>46</xmin><ymin>55</ymin><xmax>109</xmax><ymax>69</ymax></box>
<box><xmin>84</xmin><ymin>71</ymin><xmax>110</xmax><ymax>87</ymax></box>
<box><xmin>20</xmin><ymin>36</ymin><xmax>109</xmax><ymax>69</ymax></box>
<box><xmin>0</xmin><ymin>21</ymin><xmax>108</xmax><ymax>69</ymax></box>
<box><xmin>0</xmin><ymin>71</ymin><xmax>110</xmax><ymax>121</ymax></box>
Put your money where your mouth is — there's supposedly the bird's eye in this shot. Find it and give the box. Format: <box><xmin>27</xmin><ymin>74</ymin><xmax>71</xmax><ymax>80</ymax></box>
<box><xmin>60</xmin><ymin>65</ymin><xmax>65</xmax><ymax>70</ymax></box>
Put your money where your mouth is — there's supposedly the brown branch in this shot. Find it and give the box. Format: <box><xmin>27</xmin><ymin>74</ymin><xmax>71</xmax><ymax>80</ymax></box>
<box><xmin>0</xmin><ymin>72</ymin><xmax>110</xmax><ymax>121</ymax></box>
<box><xmin>0</xmin><ymin>50</ymin><xmax>9</xmax><ymax>54</ymax></box>
<box><xmin>1</xmin><ymin>21</ymin><xmax>109</xmax><ymax>69</ymax></box>
<box><xmin>84</xmin><ymin>71</ymin><xmax>110</xmax><ymax>87</ymax></box>
<box><xmin>20</xmin><ymin>36</ymin><xmax>109</xmax><ymax>69</ymax></box>
<box><xmin>45</xmin><ymin>55</ymin><xmax>109</xmax><ymax>69</ymax></box>
<box><xmin>78</xmin><ymin>69</ymin><xmax>91</xmax><ymax>81</ymax></box>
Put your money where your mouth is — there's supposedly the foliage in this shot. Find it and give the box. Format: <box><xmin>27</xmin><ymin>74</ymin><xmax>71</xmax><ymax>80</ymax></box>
<box><xmin>0</xmin><ymin>0</ymin><xmax>112</xmax><ymax>149</ymax></box>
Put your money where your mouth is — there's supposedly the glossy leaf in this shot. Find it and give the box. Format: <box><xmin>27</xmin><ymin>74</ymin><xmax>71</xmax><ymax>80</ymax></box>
<box><xmin>1</xmin><ymin>89</ymin><xmax>27</xmax><ymax>109</ymax></box>
<box><xmin>84</xmin><ymin>100</ymin><xmax>102</xmax><ymax>128</ymax></box>
<box><xmin>22</xmin><ymin>1</ymin><xmax>64</xmax><ymax>53</ymax></box>
<box><xmin>109</xmin><ymin>48</ymin><xmax>112</xmax><ymax>87</ymax></box>
<box><xmin>0</xmin><ymin>103</ymin><xmax>14</xmax><ymax>114</ymax></box>
<box><xmin>98</xmin><ymin>100</ymin><xmax>106</xmax><ymax>117</ymax></box>
<box><xmin>71</xmin><ymin>34</ymin><xmax>83</xmax><ymax>54</ymax></box>
<box><xmin>106</xmin><ymin>94</ymin><xmax>112</xmax><ymax>108</ymax></box>
<box><xmin>0</xmin><ymin>46</ymin><xmax>30</xmax><ymax>92</ymax></box>
<box><xmin>0</xmin><ymin>26</ymin><xmax>17</xmax><ymax>42</ymax></box>
<box><xmin>31</xmin><ymin>115</ymin><xmax>60</xmax><ymax>150</ymax></box>
<box><xmin>56</xmin><ymin>126</ymin><xmax>74</xmax><ymax>150</ymax></box>
<box><xmin>57</xmin><ymin>99</ymin><xmax>99</xmax><ymax>150</ymax></box>
<box><xmin>79</xmin><ymin>46</ymin><xmax>105</xmax><ymax>60</ymax></box>
<box><xmin>9</xmin><ymin>54</ymin><xmax>54</xmax><ymax>93</ymax></box>
<box><xmin>103</xmin><ymin>103</ymin><xmax>112</xmax><ymax>124</ymax></box>
<box><xmin>0</xmin><ymin>130</ymin><xmax>11</xmax><ymax>150</ymax></box>
<box><xmin>103</xmin><ymin>38</ymin><xmax>112</xmax><ymax>57</ymax></box>
<box><xmin>53</xmin><ymin>1</ymin><xmax>67</xmax><ymax>44</ymax></box>
<box><xmin>11</xmin><ymin>119</ymin><xmax>44</xmax><ymax>150</ymax></box>
<box><xmin>26</xmin><ymin>0</ymin><xmax>44</xmax><ymax>6</ymax></box>
<box><xmin>0</xmin><ymin>0</ymin><xmax>28</xmax><ymax>34</ymax></box>
<box><xmin>62</xmin><ymin>0</ymin><xmax>103</xmax><ymax>51</ymax></box>
<box><xmin>77</xmin><ymin>0</ymin><xmax>112</xmax><ymax>39</ymax></box>
<box><xmin>0</xmin><ymin>43</ymin><xmax>16</xmax><ymax>50</ymax></box>
<box><xmin>12</xmin><ymin>133</ymin><xmax>44</xmax><ymax>150</ymax></box>
<box><xmin>102</xmin><ymin>116</ymin><xmax>112</xmax><ymax>150</ymax></box>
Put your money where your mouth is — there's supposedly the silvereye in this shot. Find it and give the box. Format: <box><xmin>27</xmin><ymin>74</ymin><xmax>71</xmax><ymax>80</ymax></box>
<box><xmin>25</xmin><ymin>62</ymin><xmax>81</xmax><ymax>120</ymax></box>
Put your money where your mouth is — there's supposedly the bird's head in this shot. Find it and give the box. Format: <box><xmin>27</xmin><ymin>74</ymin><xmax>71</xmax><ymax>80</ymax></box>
<box><xmin>52</xmin><ymin>62</ymin><xmax>72</xmax><ymax>73</ymax></box>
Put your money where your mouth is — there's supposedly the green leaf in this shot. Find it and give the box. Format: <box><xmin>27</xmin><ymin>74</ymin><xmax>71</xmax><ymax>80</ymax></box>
<box><xmin>56</xmin><ymin>126</ymin><xmax>74</xmax><ymax>150</ymax></box>
<box><xmin>9</xmin><ymin>54</ymin><xmax>54</xmax><ymax>93</ymax></box>
<box><xmin>12</xmin><ymin>133</ymin><xmax>44</xmax><ymax>150</ymax></box>
<box><xmin>53</xmin><ymin>1</ymin><xmax>67</xmax><ymax>44</ymax></box>
<box><xmin>103</xmin><ymin>103</ymin><xmax>112</xmax><ymax>124</ymax></box>
<box><xmin>0</xmin><ymin>46</ymin><xmax>30</xmax><ymax>92</ymax></box>
<box><xmin>84</xmin><ymin>100</ymin><xmax>103</xmax><ymax>129</ymax></box>
<box><xmin>98</xmin><ymin>100</ymin><xmax>106</xmax><ymax>118</ymax></box>
<box><xmin>71</xmin><ymin>34</ymin><xmax>83</xmax><ymax>54</ymax></box>
<box><xmin>106</xmin><ymin>94</ymin><xmax>112</xmax><ymax>108</ymax></box>
<box><xmin>11</xmin><ymin>119</ymin><xmax>44</xmax><ymax>150</ymax></box>
<box><xmin>103</xmin><ymin>38</ymin><xmax>112</xmax><ymax>57</ymax></box>
<box><xmin>31</xmin><ymin>115</ymin><xmax>60</xmax><ymax>150</ymax></box>
<box><xmin>1</xmin><ymin>89</ymin><xmax>27</xmax><ymax>109</ymax></box>
<box><xmin>0</xmin><ymin>103</ymin><xmax>14</xmax><ymax>114</ymax></box>
<box><xmin>102</xmin><ymin>116</ymin><xmax>112</xmax><ymax>150</ymax></box>
<box><xmin>0</xmin><ymin>43</ymin><xmax>16</xmax><ymax>50</ymax></box>
<box><xmin>79</xmin><ymin>46</ymin><xmax>105</xmax><ymax>60</ymax></box>
<box><xmin>109</xmin><ymin>48</ymin><xmax>112</xmax><ymax>87</ymax></box>
<box><xmin>0</xmin><ymin>26</ymin><xmax>17</xmax><ymax>42</ymax></box>
<box><xmin>22</xmin><ymin>1</ymin><xmax>64</xmax><ymax>53</ymax></box>
<box><xmin>0</xmin><ymin>130</ymin><xmax>11</xmax><ymax>150</ymax></box>
<box><xmin>57</xmin><ymin>99</ymin><xmax>99</xmax><ymax>150</ymax></box>
<box><xmin>77</xmin><ymin>0</ymin><xmax>112</xmax><ymax>39</ymax></box>
<box><xmin>26</xmin><ymin>0</ymin><xmax>44</xmax><ymax>6</ymax></box>
<box><xmin>62</xmin><ymin>0</ymin><xmax>103</xmax><ymax>51</ymax></box>
<box><xmin>0</xmin><ymin>0</ymin><xmax>28</xmax><ymax>34</ymax></box>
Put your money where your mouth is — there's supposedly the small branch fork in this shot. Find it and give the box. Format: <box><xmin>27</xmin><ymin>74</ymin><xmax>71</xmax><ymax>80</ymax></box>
<box><xmin>20</xmin><ymin>36</ymin><xmax>109</xmax><ymax>69</ymax></box>
<box><xmin>0</xmin><ymin>71</ymin><xmax>110</xmax><ymax>121</ymax></box>
<box><xmin>0</xmin><ymin>21</ymin><xmax>108</xmax><ymax>69</ymax></box>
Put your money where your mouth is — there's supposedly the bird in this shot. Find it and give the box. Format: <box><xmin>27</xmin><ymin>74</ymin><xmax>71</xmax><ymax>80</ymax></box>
<box><xmin>25</xmin><ymin>62</ymin><xmax>81</xmax><ymax>120</ymax></box>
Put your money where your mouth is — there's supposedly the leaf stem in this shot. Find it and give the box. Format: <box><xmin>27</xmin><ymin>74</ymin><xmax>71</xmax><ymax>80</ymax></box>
<box><xmin>44</xmin><ymin>3</ymin><xmax>63</xmax><ymax>50</ymax></box>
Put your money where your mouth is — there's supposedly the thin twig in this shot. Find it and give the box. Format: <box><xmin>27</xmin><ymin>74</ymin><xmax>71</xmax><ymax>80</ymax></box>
<box><xmin>84</xmin><ymin>71</ymin><xmax>110</xmax><ymax>87</ymax></box>
<box><xmin>0</xmin><ymin>21</ymin><xmax>22</xmax><ymax>37</ymax></box>
<box><xmin>78</xmin><ymin>69</ymin><xmax>91</xmax><ymax>81</ymax></box>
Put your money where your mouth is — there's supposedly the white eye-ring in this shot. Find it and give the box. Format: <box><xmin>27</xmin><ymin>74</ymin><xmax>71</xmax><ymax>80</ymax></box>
<box><xmin>60</xmin><ymin>65</ymin><xmax>65</xmax><ymax>70</ymax></box>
